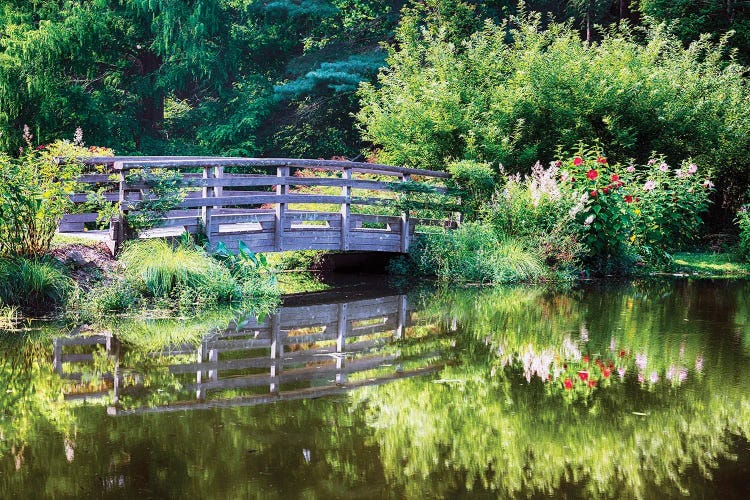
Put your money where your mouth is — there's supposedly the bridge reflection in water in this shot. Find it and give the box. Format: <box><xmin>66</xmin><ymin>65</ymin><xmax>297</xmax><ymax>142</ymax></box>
<box><xmin>53</xmin><ymin>292</ymin><xmax>449</xmax><ymax>415</ymax></box>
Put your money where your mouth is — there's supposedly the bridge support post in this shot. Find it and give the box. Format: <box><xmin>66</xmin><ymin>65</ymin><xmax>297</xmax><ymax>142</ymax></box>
<box><xmin>275</xmin><ymin>166</ymin><xmax>289</xmax><ymax>251</ymax></box>
<box><xmin>201</xmin><ymin>165</ymin><xmax>213</xmax><ymax>243</ymax></box>
<box><xmin>341</xmin><ymin>166</ymin><xmax>351</xmax><ymax>251</ymax></box>
<box><xmin>270</xmin><ymin>312</ymin><xmax>283</xmax><ymax>394</ymax></box>
<box><xmin>400</xmin><ymin>173</ymin><xmax>411</xmax><ymax>253</ymax></box>
<box><xmin>336</xmin><ymin>303</ymin><xmax>348</xmax><ymax>384</ymax></box>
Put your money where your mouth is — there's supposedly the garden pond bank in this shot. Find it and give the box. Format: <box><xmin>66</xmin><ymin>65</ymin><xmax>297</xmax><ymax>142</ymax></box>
<box><xmin>1</xmin><ymin>277</ymin><xmax>749</xmax><ymax>498</ymax></box>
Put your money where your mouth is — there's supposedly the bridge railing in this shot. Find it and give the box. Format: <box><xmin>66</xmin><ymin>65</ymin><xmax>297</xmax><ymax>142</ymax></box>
<box><xmin>60</xmin><ymin>157</ymin><xmax>457</xmax><ymax>254</ymax></box>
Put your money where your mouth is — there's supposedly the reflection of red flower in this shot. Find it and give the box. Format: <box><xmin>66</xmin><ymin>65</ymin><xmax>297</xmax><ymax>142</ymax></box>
<box><xmin>602</xmin><ymin>368</ymin><xmax>611</xmax><ymax>378</ymax></box>
<box><xmin>624</xmin><ymin>195</ymin><xmax>633</xmax><ymax>203</ymax></box>
<box><xmin>587</xmin><ymin>169</ymin><xmax>598</xmax><ymax>180</ymax></box>
<box><xmin>583</xmin><ymin>355</ymin><xmax>589</xmax><ymax>364</ymax></box>
<box><xmin>619</xmin><ymin>350</ymin><xmax>627</xmax><ymax>357</ymax></box>
<box><xmin>588</xmin><ymin>379</ymin><xmax>597</xmax><ymax>388</ymax></box>
<box><xmin>578</xmin><ymin>370</ymin><xmax>589</xmax><ymax>381</ymax></box>
<box><xmin>564</xmin><ymin>378</ymin><xmax>573</xmax><ymax>390</ymax></box>
<box><xmin>574</xmin><ymin>157</ymin><xmax>583</xmax><ymax>166</ymax></box>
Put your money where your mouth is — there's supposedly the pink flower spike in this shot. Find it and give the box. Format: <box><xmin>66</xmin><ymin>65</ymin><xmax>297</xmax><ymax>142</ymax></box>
<box><xmin>643</xmin><ymin>180</ymin><xmax>656</xmax><ymax>192</ymax></box>
<box><xmin>688</xmin><ymin>163</ymin><xmax>698</xmax><ymax>174</ymax></box>
<box><xmin>659</xmin><ymin>162</ymin><xmax>669</xmax><ymax>172</ymax></box>
<box><xmin>626</xmin><ymin>166</ymin><xmax>636</xmax><ymax>173</ymax></box>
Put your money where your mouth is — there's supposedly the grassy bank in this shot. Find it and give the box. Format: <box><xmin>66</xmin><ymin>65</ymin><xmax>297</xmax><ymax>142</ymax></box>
<box><xmin>671</xmin><ymin>253</ymin><xmax>750</xmax><ymax>278</ymax></box>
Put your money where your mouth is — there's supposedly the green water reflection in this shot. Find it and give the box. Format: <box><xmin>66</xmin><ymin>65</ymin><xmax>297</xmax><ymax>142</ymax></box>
<box><xmin>1</xmin><ymin>280</ymin><xmax>749</xmax><ymax>498</ymax></box>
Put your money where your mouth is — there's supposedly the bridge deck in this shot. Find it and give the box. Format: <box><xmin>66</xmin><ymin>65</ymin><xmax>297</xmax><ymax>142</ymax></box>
<box><xmin>58</xmin><ymin>156</ymin><xmax>456</xmax><ymax>254</ymax></box>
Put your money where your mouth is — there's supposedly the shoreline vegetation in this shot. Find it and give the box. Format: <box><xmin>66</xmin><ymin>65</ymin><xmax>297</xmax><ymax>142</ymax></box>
<box><xmin>1</xmin><ymin>234</ymin><xmax>749</xmax><ymax>328</ymax></box>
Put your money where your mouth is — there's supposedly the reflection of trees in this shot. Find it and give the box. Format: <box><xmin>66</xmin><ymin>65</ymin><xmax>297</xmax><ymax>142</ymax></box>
<box><xmin>0</xmin><ymin>331</ymin><xmax>76</xmax><ymax>463</ymax></box>
<box><xmin>361</xmin><ymin>281</ymin><xmax>750</xmax><ymax>498</ymax></box>
<box><xmin>1</xmin><ymin>281</ymin><xmax>749</xmax><ymax>497</ymax></box>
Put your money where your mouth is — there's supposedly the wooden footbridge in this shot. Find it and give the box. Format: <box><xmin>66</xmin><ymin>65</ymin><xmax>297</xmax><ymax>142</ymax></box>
<box><xmin>53</xmin><ymin>291</ymin><xmax>450</xmax><ymax>414</ymax></box>
<box><xmin>59</xmin><ymin>157</ymin><xmax>456</xmax><ymax>254</ymax></box>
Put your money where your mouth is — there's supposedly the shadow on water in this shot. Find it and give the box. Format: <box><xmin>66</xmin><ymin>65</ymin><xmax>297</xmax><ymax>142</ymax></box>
<box><xmin>1</xmin><ymin>278</ymin><xmax>750</xmax><ymax>498</ymax></box>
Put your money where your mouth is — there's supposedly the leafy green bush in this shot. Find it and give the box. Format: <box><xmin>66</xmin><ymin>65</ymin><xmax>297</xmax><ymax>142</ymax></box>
<box><xmin>446</xmin><ymin>160</ymin><xmax>496</xmax><ymax>221</ymax></box>
<box><xmin>736</xmin><ymin>199</ymin><xmax>750</xmax><ymax>262</ymax></box>
<box><xmin>411</xmin><ymin>222</ymin><xmax>545</xmax><ymax>284</ymax></box>
<box><xmin>0</xmin><ymin>132</ymin><xmax>99</xmax><ymax>257</ymax></box>
<box><xmin>0</xmin><ymin>257</ymin><xmax>73</xmax><ymax>314</ymax></box>
<box><xmin>357</xmin><ymin>11</ymin><xmax>750</xmax><ymax>213</ymax></box>
<box><xmin>86</xmin><ymin>279</ymin><xmax>140</xmax><ymax>314</ymax></box>
<box><xmin>115</xmin><ymin>239</ymin><xmax>279</xmax><ymax>313</ymax></box>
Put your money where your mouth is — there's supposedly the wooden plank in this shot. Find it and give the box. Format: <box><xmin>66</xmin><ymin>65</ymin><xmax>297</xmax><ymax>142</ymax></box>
<box><xmin>113</xmin><ymin>157</ymin><xmax>451</xmax><ymax>179</ymax></box>
<box><xmin>206</xmin><ymin>338</ymin><xmax>272</xmax><ymax>351</ymax></box>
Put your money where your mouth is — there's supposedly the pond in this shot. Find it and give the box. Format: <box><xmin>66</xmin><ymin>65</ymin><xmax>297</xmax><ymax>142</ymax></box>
<box><xmin>1</xmin><ymin>278</ymin><xmax>749</xmax><ymax>498</ymax></box>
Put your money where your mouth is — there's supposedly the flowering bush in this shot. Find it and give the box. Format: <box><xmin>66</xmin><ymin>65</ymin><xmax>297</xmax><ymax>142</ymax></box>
<box><xmin>487</xmin><ymin>162</ymin><xmax>583</xmax><ymax>270</ymax></box>
<box><xmin>496</xmin><ymin>335</ymin><xmax>703</xmax><ymax>404</ymax></box>
<box><xmin>556</xmin><ymin>144</ymin><xmax>713</xmax><ymax>269</ymax></box>
<box><xmin>559</xmin><ymin>145</ymin><xmax>633</xmax><ymax>268</ymax></box>
<box><xmin>628</xmin><ymin>156</ymin><xmax>713</xmax><ymax>256</ymax></box>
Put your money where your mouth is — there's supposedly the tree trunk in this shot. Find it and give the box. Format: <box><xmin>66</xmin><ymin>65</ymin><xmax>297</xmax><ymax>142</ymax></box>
<box><xmin>133</xmin><ymin>50</ymin><xmax>164</xmax><ymax>150</ymax></box>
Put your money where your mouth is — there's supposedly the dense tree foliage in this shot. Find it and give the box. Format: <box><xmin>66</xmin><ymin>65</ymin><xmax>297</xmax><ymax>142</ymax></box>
<box><xmin>0</xmin><ymin>0</ymin><xmax>402</xmax><ymax>156</ymax></box>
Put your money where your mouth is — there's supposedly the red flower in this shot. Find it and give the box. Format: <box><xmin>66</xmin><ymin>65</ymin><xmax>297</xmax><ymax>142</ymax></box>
<box><xmin>583</xmin><ymin>355</ymin><xmax>589</xmax><ymax>364</ymax></box>
<box><xmin>603</xmin><ymin>187</ymin><xmax>610</xmax><ymax>194</ymax></box>
<box><xmin>587</xmin><ymin>169</ymin><xmax>598</xmax><ymax>180</ymax></box>
<box><xmin>624</xmin><ymin>195</ymin><xmax>633</xmax><ymax>203</ymax></box>
<box><xmin>573</xmin><ymin>157</ymin><xmax>583</xmax><ymax>166</ymax></box>
<box><xmin>618</xmin><ymin>350</ymin><xmax>627</xmax><ymax>357</ymax></box>
<box><xmin>555</xmin><ymin>160</ymin><xmax>562</xmax><ymax>167</ymax></box>
<box><xmin>590</xmin><ymin>190</ymin><xmax>597</xmax><ymax>197</ymax></box>
<box><xmin>602</xmin><ymin>368</ymin><xmax>611</xmax><ymax>378</ymax></box>
<box><xmin>610</xmin><ymin>174</ymin><xmax>619</xmax><ymax>181</ymax></box>
<box><xmin>571</xmin><ymin>177</ymin><xmax>575</xmax><ymax>183</ymax></box>
<box><xmin>588</xmin><ymin>379</ymin><xmax>598</xmax><ymax>388</ymax></box>
<box><xmin>578</xmin><ymin>370</ymin><xmax>589</xmax><ymax>381</ymax></box>
<box><xmin>597</xmin><ymin>157</ymin><xmax>607</xmax><ymax>164</ymax></box>
<box><xmin>564</xmin><ymin>378</ymin><xmax>573</xmax><ymax>390</ymax></box>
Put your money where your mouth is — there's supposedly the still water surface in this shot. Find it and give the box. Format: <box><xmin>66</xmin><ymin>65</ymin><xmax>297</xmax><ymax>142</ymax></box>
<box><xmin>1</xmin><ymin>279</ymin><xmax>749</xmax><ymax>498</ymax></box>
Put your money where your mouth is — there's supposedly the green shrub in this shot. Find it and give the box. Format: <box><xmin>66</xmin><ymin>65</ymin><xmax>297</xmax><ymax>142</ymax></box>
<box><xmin>412</xmin><ymin>222</ymin><xmax>545</xmax><ymax>284</ymax></box>
<box><xmin>0</xmin><ymin>257</ymin><xmax>74</xmax><ymax>314</ymax></box>
<box><xmin>358</xmin><ymin>11</ymin><xmax>750</xmax><ymax>213</ymax></box>
<box><xmin>87</xmin><ymin>279</ymin><xmax>140</xmax><ymax>314</ymax></box>
<box><xmin>0</xmin><ymin>132</ymin><xmax>112</xmax><ymax>257</ymax></box>
<box><xmin>737</xmin><ymin>200</ymin><xmax>750</xmax><ymax>262</ymax></box>
<box><xmin>446</xmin><ymin>160</ymin><xmax>496</xmax><ymax>221</ymax></box>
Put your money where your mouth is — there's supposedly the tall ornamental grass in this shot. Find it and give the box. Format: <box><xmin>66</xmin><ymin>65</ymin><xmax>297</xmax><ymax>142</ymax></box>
<box><xmin>119</xmin><ymin>239</ymin><xmax>238</xmax><ymax>302</ymax></box>
<box><xmin>0</xmin><ymin>257</ymin><xmax>73</xmax><ymax>314</ymax></box>
<box><xmin>412</xmin><ymin>223</ymin><xmax>545</xmax><ymax>284</ymax></box>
